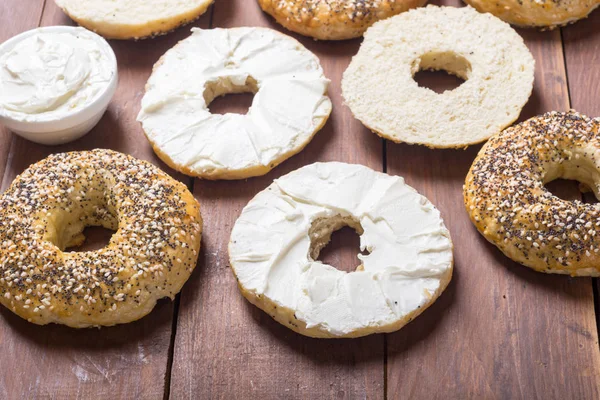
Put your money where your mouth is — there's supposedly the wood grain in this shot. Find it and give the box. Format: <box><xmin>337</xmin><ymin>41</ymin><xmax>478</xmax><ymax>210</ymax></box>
<box><xmin>0</xmin><ymin>3</ymin><xmax>210</xmax><ymax>399</ymax></box>
<box><xmin>562</xmin><ymin>10</ymin><xmax>600</xmax><ymax>117</ymax></box>
<box><xmin>169</xmin><ymin>1</ymin><xmax>385</xmax><ymax>398</ymax></box>
<box><xmin>0</xmin><ymin>0</ymin><xmax>46</xmax><ymax>203</ymax></box>
<box><xmin>386</xmin><ymin>1</ymin><xmax>600</xmax><ymax>398</ymax></box>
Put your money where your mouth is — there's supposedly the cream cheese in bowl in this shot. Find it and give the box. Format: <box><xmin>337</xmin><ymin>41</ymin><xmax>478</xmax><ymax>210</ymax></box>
<box><xmin>0</xmin><ymin>26</ymin><xmax>117</xmax><ymax>145</ymax></box>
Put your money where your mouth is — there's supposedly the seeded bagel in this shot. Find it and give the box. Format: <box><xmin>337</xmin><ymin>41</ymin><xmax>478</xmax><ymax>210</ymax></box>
<box><xmin>54</xmin><ymin>0</ymin><xmax>214</xmax><ymax>40</ymax></box>
<box><xmin>342</xmin><ymin>5</ymin><xmax>534</xmax><ymax>148</ymax></box>
<box><xmin>0</xmin><ymin>150</ymin><xmax>202</xmax><ymax>327</ymax></box>
<box><xmin>464</xmin><ymin>0</ymin><xmax>600</xmax><ymax>29</ymax></box>
<box><xmin>464</xmin><ymin>111</ymin><xmax>600</xmax><ymax>276</ymax></box>
<box><xmin>257</xmin><ymin>0</ymin><xmax>428</xmax><ymax>40</ymax></box>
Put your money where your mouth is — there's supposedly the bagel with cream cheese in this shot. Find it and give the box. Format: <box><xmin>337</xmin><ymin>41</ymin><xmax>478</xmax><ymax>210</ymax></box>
<box><xmin>257</xmin><ymin>0</ymin><xmax>428</xmax><ymax>40</ymax></box>
<box><xmin>138</xmin><ymin>27</ymin><xmax>332</xmax><ymax>180</ymax></box>
<box><xmin>229</xmin><ymin>162</ymin><xmax>453</xmax><ymax>338</ymax></box>
<box><xmin>465</xmin><ymin>111</ymin><xmax>600</xmax><ymax>276</ymax></box>
<box><xmin>342</xmin><ymin>5</ymin><xmax>534</xmax><ymax>148</ymax></box>
<box><xmin>54</xmin><ymin>0</ymin><xmax>214</xmax><ymax>40</ymax></box>
<box><xmin>0</xmin><ymin>149</ymin><xmax>202</xmax><ymax>327</ymax></box>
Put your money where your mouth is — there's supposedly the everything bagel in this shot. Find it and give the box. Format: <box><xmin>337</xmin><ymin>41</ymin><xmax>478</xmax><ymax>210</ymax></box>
<box><xmin>464</xmin><ymin>0</ymin><xmax>599</xmax><ymax>29</ymax></box>
<box><xmin>465</xmin><ymin>111</ymin><xmax>600</xmax><ymax>276</ymax></box>
<box><xmin>257</xmin><ymin>0</ymin><xmax>427</xmax><ymax>40</ymax></box>
<box><xmin>0</xmin><ymin>150</ymin><xmax>202</xmax><ymax>327</ymax></box>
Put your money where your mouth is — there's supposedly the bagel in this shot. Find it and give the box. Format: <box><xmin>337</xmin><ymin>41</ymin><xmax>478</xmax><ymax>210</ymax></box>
<box><xmin>464</xmin><ymin>111</ymin><xmax>600</xmax><ymax>276</ymax></box>
<box><xmin>229</xmin><ymin>162</ymin><xmax>453</xmax><ymax>338</ymax></box>
<box><xmin>464</xmin><ymin>0</ymin><xmax>600</xmax><ymax>29</ymax></box>
<box><xmin>53</xmin><ymin>0</ymin><xmax>214</xmax><ymax>40</ymax></box>
<box><xmin>341</xmin><ymin>5</ymin><xmax>535</xmax><ymax>148</ymax></box>
<box><xmin>257</xmin><ymin>0</ymin><xmax>428</xmax><ymax>40</ymax></box>
<box><xmin>138</xmin><ymin>27</ymin><xmax>332</xmax><ymax>180</ymax></box>
<box><xmin>0</xmin><ymin>149</ymin><xmax>202</xmax><ymax>327</ymax></box>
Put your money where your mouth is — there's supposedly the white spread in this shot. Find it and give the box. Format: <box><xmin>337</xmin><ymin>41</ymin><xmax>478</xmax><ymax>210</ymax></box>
<box><xmin>0</xmin><ymin>27</ymin><xmax>114</xmax><ymax>122</ymax></box>
<box><xmin>137</xmin><ymin>27</ymin><xmax>332</xmax><ymax>177</ymax></box>
<box><xmin>229</xmin><ymin>162</ymin><xmax>454</xmax><ymax>336</ymax></box>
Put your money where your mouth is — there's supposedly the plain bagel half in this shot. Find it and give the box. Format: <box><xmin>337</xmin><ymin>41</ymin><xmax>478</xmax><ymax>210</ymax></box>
<box><xmin>54</xmin><ymin>0</ymin><xmax>214</xmax><ymax>39</ymax></box>
<box><xmin>342</xmin><ymin>5</ymin><xmax>534</xmax><ymax>148</ymax></box>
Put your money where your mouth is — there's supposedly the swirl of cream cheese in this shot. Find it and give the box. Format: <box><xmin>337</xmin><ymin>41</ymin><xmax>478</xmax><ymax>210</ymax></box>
<box><xmin>0</xmin><ymin>28</ymin><xmax>114</xmax><ymax>121</ymax></box>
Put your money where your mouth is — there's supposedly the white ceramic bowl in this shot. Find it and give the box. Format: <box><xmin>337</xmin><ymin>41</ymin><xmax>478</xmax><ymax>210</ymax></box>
<box><xmin>0</xmin><ymin>26</ymin><xmax>118</xmax><ymax>145</ymax></box>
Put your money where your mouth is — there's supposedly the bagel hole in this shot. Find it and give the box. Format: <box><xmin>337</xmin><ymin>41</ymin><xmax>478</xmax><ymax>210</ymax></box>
<box><xmin>65</xmin><ymin>226</ymin><xmax>116</xmax><ymax>252</ymax></box>
<box><xmin>544</xmin><ymin>158</ymin><xmax>600</xmax><ymax>203</ymax></box>
<box><xmin>309</xmin><ymin>217</ymin><xmax>369</xmax><ymax>273</ymax></box>
<box><xmin>50</xmin><ymin>205</ymin><xmax>118</xmax><ymax>252</ymax></box>
<box><xmin>413</xmin><ymin>52</ymin><xmax>470</xmax><ymax>94</ymax></box>
<box><xmin>205</xmin><ymin>76</ymin><xmax>257</xmax><ymax>115</ymax></box>
<box><xmin>544</xmin><ymin>180</ymin><xmax>599</xmax><ymax>204</ymax></box>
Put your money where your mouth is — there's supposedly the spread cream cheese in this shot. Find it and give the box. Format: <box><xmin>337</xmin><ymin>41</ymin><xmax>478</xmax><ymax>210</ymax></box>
<box><xmin>137</xmin><ymin>27</ymin><xmax>332</xmax><ymax>179</ymax></box>
<box><xmin>0</xmin><ymin>27</ymin><xmax>114</xmax><ymax>122</ymax></box>
<box><xmin>229</xmin><ymin>162</ymin><xmax>454</xmax><ymax>338</ymax></box>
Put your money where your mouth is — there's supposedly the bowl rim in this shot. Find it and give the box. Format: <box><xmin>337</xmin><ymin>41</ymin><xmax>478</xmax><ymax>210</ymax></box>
<box><xmin>0</xmin><ymin>25</ymin><xmax>118</xmax><ymax>127</ymax></box>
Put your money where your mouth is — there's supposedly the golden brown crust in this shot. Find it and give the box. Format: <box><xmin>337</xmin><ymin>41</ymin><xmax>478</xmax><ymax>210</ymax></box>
<box><xmin>0</xmin><ymin>150</ymin><xmax>202</xmax><ymax>327</ymax></box>
<box><xmin>258</xmin><ymin>0</ymin><xmax>428</xmax><ymax>40</ymax></box>
<box><xmin>464</xmin><ymin>111</ymin><xmax>600</xmax><ymax>276</ymax></box>
<box><xmin>464</xmin><ymin>0</ymin><xmax>600</xmax><ymax>29</ymax></box>
<box><xmin>54</xmin><ymin>0</ymin><xmax>214</xmax><ymax>40</ymax></box>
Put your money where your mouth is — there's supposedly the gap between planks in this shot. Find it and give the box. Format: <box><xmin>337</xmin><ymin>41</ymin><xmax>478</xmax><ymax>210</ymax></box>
<box><xmin>163</xmin><ymin>5</ymin><xmax>215</xmax><ymax>399</ymax></box>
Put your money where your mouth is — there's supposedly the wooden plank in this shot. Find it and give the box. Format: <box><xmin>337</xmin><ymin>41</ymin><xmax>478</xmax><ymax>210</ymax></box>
<box><xmin>0</xmin><ymin>4</ymin><xmax>211</xmax><ymax>399</ymax></box>
<box><xmin>386</xmin><ymin>1</ymin><xmax>600</xmax><ymax>398</ymax></box>
<box><xmin>0</xmin><ymin>0</ymin><xmax>46</xmax><ymax>203</ymax></box>
<box><xmin>562</xmin><ymin>11</ymin><xmax>600</xmax><ymax>117</ymax></box>
<box><xmin>169</xmin><ymin>0</ymin><xmax>385</xmax><ymax>398</ymax></box>
<box><xmin>562</xmin><ymin>7</ymin><xmax>600</xmax><ymax>341</ymax></box>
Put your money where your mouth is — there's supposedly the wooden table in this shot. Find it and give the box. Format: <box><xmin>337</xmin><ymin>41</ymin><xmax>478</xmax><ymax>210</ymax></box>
<box><xmin>1</xmin><ymin>0</ymin><xmax>599</xmax><ymax>398</ymax></box>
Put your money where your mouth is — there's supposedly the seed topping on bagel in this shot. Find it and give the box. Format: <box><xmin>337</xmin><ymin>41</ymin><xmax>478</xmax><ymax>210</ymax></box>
<box><xmin>0</xmin><ymin>150</ymin><xmax>201</xmax><ymax>325</ymax></box>
<box><xmin>275</xmin><ymin>0</ymin><xmax>394</xmax><ymax>19</ymax></box>
<box><xmin>260</xmin><ymin>0</ymin><xmax>425</xmax><ymax>40</ymax></box>
<box><xmin>465</xmin><ymin>111</ymin><xmax>600</xmax><ymax>275</ymax></box>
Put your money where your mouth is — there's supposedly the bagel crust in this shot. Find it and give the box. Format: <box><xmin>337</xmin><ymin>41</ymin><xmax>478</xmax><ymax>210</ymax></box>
<box><xmin>54</xmin><ymin>0</ymin><xmax>214</xmax><ymax>40</ymax></box>
<box><xmin>464</xmin><ymin>0</ymin><xmax>600</xmax><ymax>29</ymax></box>
<box><xmin>342</xmin><ymin>6</ymin><xmax>534</xmax><ymax>148</ymax></box>
<box><xmin>257</xmin><ymin>0</ymin><xmax>428</xmax><ymax>40</ymax></box>
<box><xmin>0</xmin><ymin>150</ymin><xmax>202</xmax><ymax>327</ymax></box>
<box><xmin>465</xmin><ymin>111</ymin><xmax>600</xmax><ymax>276</ymax></box>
